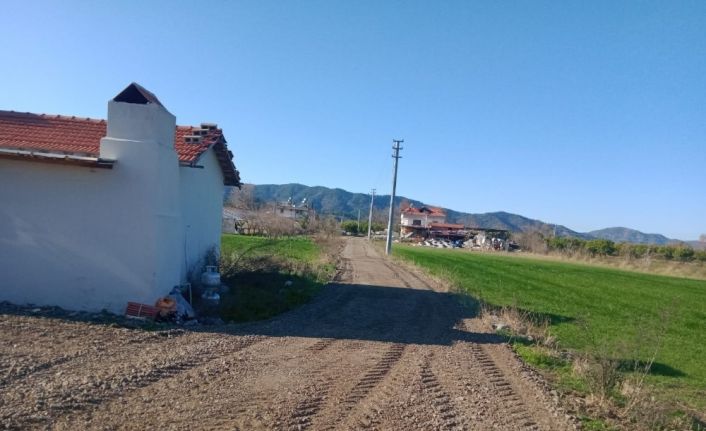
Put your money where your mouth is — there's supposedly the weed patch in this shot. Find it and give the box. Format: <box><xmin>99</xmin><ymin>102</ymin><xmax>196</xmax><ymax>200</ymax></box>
<box><xmin>217</xmin><ymin>235</ymin><xmax>339</xmax><ymax>322</ymax></box>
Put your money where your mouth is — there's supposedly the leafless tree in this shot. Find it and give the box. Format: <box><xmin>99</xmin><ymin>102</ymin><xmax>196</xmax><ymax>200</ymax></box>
<box><xmin>514</xmin><ymin>230</ymin><xmax>548</xmax><ymax>254</ymax></box>
<box><xmin>227</xmin><ymin>184</ymin><xmax>258</xmax><ymax>210</ymax></box>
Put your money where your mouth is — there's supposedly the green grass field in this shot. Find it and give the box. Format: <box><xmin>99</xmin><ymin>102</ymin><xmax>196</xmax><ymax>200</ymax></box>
<box><xmin>218</xmin><ymin>235</ymin><xmax>332</xmax><ymax>322</ymax></box>
<box><xmin>395</xmin><ymin>246</ymin><xmax>706</xmax><ymax>411</ymax></box>
<box><xmin>221</xmin><ymin>235</ymin><xmax>321</xmax><ymax>263</ymax></box>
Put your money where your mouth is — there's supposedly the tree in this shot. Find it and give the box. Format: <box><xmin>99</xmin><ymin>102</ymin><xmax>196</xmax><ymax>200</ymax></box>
<box><xmin>341</xmin><ymin>220</ymin><xmax>359</xmax><ymax>235</ymax></box>
<box><xmin>227</xmin><ymin>184</ymin><xmax>259</xmax><ymax>210</ymax></box>
<box><xmin>585</xmin><ymin>239</ymin><xmax>617</xmax><ymax>257</ymax></box>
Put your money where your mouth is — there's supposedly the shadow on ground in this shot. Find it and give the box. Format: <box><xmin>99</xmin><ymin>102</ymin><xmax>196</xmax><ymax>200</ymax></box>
<box><xmin>227</xmin><ymin>283</ymin><xmax>505</xmax><ymax>346</ymax></box>
<box><xmin>0</xmin><ymin>283</ymin><xmax>504</xmax><ymax>347</ymax></box>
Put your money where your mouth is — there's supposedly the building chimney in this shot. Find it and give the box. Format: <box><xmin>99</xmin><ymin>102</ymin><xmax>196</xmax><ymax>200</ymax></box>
<box><xmin>100</xmin><ymin>83</ymin><xmax>176</xmax><ymax>157</ymax></box>
<box><xmin>97</xmin><ymin>83</ymin><xmax>183</xmax><ymax>298</ymax></box>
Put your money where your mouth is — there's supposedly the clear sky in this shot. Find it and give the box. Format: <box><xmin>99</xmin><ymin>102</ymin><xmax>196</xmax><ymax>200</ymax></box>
<box><xmin>2</xmin><ymin>1</ymin><xmax>704</xmax><ymax>239</ymax></box>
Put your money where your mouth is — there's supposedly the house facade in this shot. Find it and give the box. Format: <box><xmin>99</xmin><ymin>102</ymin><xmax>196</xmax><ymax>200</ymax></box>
<box><xmin>276</xmin><ymin>198</ymin><xmax>312</xmax><ymax>220</ymax></box>
<box><xmin>400</xmin><ymin>205</ymin><xmax>446</xmax><ymax>236</ymax></box>
<box><xmin>0</xmin><ymin>83</ymin><xmax>239</xmax><ymax>313</ymax></box>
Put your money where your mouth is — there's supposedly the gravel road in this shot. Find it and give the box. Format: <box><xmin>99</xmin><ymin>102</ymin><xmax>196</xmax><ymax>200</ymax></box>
<box><xmin>1</xmin><ymin>238</ymin><xmax>574</xmax><ymax>430</ymax></box>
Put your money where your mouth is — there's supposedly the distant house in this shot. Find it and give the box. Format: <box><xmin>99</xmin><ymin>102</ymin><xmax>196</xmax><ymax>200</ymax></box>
<box><xmin>276</xmin><ymin>198</ymin><xmax>313</xmax><ymax>220</ymax></box>
<box><xmin>400</xmin><ymin>205</ymin><xmax>447</xmax><ymax>236</ymax></box>
<box><xmin>0</xmin><ymin>83</ymin><xmax>240</xmax><ymax>313</ymax></box>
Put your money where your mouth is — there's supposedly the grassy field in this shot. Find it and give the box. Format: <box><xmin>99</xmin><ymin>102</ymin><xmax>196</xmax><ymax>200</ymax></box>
<box><xmin>395</xmin><ymin>246</ymin><xmax>706</xmax><ymax>414</ymax></box>
<box><xmin>218</xmin><ymin>235</ymin><xmax>335</xmax><ymax>322</ymax></box>
<box><xmin>221</xmin><ymin>235</ymin><xmax>321</xmax><ymax>264</ymax></box>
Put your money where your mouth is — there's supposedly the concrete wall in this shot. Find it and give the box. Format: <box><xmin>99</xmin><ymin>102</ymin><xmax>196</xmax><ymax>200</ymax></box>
<box><xmin>0</xmin><ymin>98</ymin><xmax>197</xmax><ymax>313</ymax></box>
<box><xmin>400</xmin><ymin>213</ymin><xmax>445</xmax><ymax>227</ymax></box>
<box><xmin>179</xmin><ymin>148</ymin><xmax>225</xmax><ymax>282</ymax></box>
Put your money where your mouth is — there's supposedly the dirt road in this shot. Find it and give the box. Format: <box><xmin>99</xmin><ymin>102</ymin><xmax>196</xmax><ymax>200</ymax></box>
<box><xmin>1</xmin><ymin>238</ymin><xmax>572</xmax><ymax>430</ymax></box>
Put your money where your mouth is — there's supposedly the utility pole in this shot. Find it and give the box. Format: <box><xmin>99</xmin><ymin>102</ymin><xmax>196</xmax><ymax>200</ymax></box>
<box><xmin>385</xmin><ymin>139</ymin><xmax>403</xmax><ymax>255</ymax></box>
<box><xmin>357</xmin><ymin>209</ymin><xmax>361</xmax><ymax>234</ymax></box>
<box><xmin>367</xmin><ymin>188</ymin><xmax>376</xmax><ymax>240</ymax></box>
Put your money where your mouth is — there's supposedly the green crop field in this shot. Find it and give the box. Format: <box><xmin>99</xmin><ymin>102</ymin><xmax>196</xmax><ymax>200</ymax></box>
<box><xmin>395</xmin><ymin>246</ymin><xmax>706</xmax><ymax>412</ymax></box>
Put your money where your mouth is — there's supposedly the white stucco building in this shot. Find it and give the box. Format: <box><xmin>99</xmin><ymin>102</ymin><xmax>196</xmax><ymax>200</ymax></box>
<box><xmin>0</xmin><ymin>83</ymin><xmax>240</xmax><ymax>313</ymax></box>
<box><xmin>400</xmin><ymin>205</ymin><xmax>446</xmax><ymax>228</ymax></box>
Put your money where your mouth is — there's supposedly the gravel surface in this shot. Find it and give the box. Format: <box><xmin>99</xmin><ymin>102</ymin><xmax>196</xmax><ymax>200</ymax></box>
<box><xmin>0</xmin><ymin>238</ymin><xmax>575</xmax><ymax>430</ymax></box>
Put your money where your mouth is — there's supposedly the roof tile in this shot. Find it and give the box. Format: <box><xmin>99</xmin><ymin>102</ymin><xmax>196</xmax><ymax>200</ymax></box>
<box><xmin>0</xmin><ymin>110</ymin><xmax>240</xmax><ymax>186</ymax></box>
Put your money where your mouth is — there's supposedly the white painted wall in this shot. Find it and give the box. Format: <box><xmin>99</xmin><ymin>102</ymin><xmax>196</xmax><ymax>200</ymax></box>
<box><xmin>0</xmin><ymin>98</ymin><xmax>214</xmax><ymax>314</ymax></box>
<box><xmin>400</xmin><ymin>212</ymin><xmax>445</xmax><ymax>227</ymax></box>
<box><xmin>179</xmin><ymin>148</ymin><xmax>225</xmax><ymax>282</ymax></box>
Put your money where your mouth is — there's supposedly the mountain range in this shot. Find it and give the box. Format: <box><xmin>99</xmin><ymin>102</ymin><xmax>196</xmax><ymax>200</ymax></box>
<box><xmin>227</xmin><ymin>183</ymin><xmax>701</xmax><ymax>246</ymax></box>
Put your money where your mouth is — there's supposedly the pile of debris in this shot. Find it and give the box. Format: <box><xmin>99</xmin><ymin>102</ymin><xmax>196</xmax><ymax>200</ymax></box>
<box><xmin>413</xmin><ymin>233</ymin><xmax>519</xmax><ymax>251</ymax></box>
<box><xmin>463</xmin><ymin>233</ymin><xmax>510</xmax><ymax>251</ymax></box>
<box><xmin>415</xmin><ymin>239</ymin><xmax>463</xmax><ymax>249</ymax></box>
<box><xmin>125</xmin><ymin>266</ymin><xmax>227</xmax><ymax>326</ymax></box>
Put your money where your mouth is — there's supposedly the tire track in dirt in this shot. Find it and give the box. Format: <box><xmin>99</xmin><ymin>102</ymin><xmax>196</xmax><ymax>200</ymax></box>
<box><xmin>59</xmin><ymin>336</ymin><xmax>342</xmax><ymax>431</ymax></box>
<box><xmin>274</xmin><ymin>338</ymin><xmax>384</xmax><ymax>431</ymax></box>
<box><xmin>0</xmin><ymin>329</ymin><xmax>185</xmax><ymax>389</ymax></box>
<box><xmin>419</xmin><ymin>354</ymin><xmax>465</xmax><ymax>430</ymax></box>
<box><xmin>467</xmin><ymin>343</ymin><xmax>540</xmax><ymax>430</ymax></box>
<box><xmin>309</xmin><ymin>343</ymin><xmax>406</xmax><ymax>431</ymax></box>
<box><xmin>6</xmin><ymin>334</ymin><xmax>264</xmax><ymax>429</ymax></box>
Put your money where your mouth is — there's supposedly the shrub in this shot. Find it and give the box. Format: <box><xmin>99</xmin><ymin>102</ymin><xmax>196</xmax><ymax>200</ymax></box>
<box><xmin>673</xmin><ymin>246</ymin><xmax>695</xmax><ymax>262</ymax></box>
<box><xmin>695</xmin><ymin>250</ymin><xmax>706</xmax><ymax>262</ymax></box>
<box><xmin>585</xmin><ymin>239</ymin><xmax>617</xmax><ymax>257</ymax></box>
<box><xmin>340</xmin><ymin>220</ymin><xmax>359</xmax><ymax>235</ymax></box>
<box><xmin>617</xmin><ymin>243</ymin><xmax>649</xmax><ymax>259</ymax></box>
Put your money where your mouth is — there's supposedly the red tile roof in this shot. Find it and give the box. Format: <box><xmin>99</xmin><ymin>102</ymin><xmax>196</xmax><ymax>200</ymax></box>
<box><xmin>401</xmin><ymin>206</ymin><xmax>446</xmax><ymax>216</ymax></box>
<box><xmin>0</xmin><ymin>110</ymin><xmax>240</xmax><ymax>186</ymax></box>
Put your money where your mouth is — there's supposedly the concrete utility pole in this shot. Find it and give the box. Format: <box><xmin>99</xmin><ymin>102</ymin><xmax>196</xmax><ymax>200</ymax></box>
<box><xmin>385</xmin><ymin>139</ymin><xmax>403</xmax><ymax>255</ymax></box>
<box><xmin>367</xmin><ymin>188</ymin><xmax>376</xmax><ymax>240</ymax></box>
<box><xmin>357</xmin><ymin>209</ymin><xmax>361</xmax><ymax>233</ymax></box>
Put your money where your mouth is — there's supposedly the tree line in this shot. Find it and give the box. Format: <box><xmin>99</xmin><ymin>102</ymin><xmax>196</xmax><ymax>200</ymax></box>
<box><xmin>541</xmin><ymin>236</ymin><xmax>706</xmax><ymax>262</ymax></box>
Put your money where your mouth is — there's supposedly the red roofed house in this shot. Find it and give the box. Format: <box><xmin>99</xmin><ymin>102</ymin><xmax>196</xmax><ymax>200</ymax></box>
<box><xmin>0</xmin><ymin>83</ymin><xmax>240</xmax><ymax>313</ymax></box>
<box><xmin>400</xmin><ymin>205</ymin><xmax>447</xmax><ymax>236</ymax></box>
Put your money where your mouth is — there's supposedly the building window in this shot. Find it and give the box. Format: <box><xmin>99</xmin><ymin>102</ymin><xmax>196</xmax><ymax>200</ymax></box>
<box><xmin>412</xmin><ymin>219</ymin><xmax>421</xmax><ymax>226</ymax></box>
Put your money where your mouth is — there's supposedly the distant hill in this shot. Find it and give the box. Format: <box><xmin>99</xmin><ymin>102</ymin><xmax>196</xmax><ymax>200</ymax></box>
<box><xmin>230</xmin><ymin>183</ymin><xmax>585</xmax><ymax>237</ymax></box>
<box><xmin>226</xmin><ymin>183</ymin><xmax>693</xmax><ymax>244</ymax></box>
<box><xmin>587</xmin><ymin>227</ymin><xmax>673</xmax><ymax>245</ymax></box>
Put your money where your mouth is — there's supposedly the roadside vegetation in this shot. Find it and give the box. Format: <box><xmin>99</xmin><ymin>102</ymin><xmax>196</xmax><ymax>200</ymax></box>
<box><xmin>514</xmin><ymin>232</ymin><xmax>706</xmax><ymax>280</ymax></box>
<box><xmin>395</xmin><ymin>245</ymin><xmax>706</xmax><ymax>430</ymax></box>
<box><xmin>340</xmin><ymin>220</ymin><xmax>386</xmax><ymax>236</ymax></box>
<box><xmin>218</xmin><ymin>234</ymin><xmax>338</xmax><ymax>322</ymax></box>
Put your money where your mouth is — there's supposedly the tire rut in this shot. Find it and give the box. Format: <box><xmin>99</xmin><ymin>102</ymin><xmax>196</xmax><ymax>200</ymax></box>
<box><xmin>7</xmin><ymin>335</ymin><xmax>264</xmax><ymax>429</ymax></box>
<box><xmin>314</xmin><ymin>343</ymin><xmax>406</xmax><ymax>431</ymax></box>
<box><xmin>0</xmin><ymin>329</ymin><xmax>185</xmax><ymax>389</ymax></box>
<box><xmin>468</xmin><ymin>344</ymin><xmax>541</xmax><ymax>430</ymax></box>
<box><xmin>419</xmin><ymin>355</ymin><xmax>465</xmax><ymax>430</ymax></box>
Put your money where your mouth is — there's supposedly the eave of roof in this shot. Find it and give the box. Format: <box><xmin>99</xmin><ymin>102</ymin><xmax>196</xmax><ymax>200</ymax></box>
<box><xmin>0</xmin><ymin>147</ymin><xmax>115</xmax><ymax>169</ymax></box>
<box><xmin>0</xmin><ymin>110</ymin><xmax>240</xmax><ymax>187</ymax></box>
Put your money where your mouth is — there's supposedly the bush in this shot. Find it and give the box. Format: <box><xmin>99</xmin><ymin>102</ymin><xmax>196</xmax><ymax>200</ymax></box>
<box><xmin>340</xmin><ymin>220</ymin><xmax>360</xmax><ymax>235</ymax></box>
<box><xmin>585</xmin><ymin>239</ymin><xmax>617</xmax><ymax>257</ymax></box>
<box><xmin>617</xmin><ymin>243</ymin><xmax>649</xmax><ymax>259</ymax></box>
<box><xmin>673</xmin><ymin>246</ymin><xmax>695</xmax><ymax>262</ymax></box>
<box><xmin>695</xmin><ymin>250</ymin><xmax>706</xmax><ymax>262</ymax></box>
<box><xmin>547</xmin><ymin>237</ymin><xmax>586</xmax><ymax>253</ymax></box>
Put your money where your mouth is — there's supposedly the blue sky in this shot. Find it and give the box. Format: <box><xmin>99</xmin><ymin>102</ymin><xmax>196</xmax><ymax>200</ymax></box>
<box><xmin>1</xmin><ymin>1</ymin><xmax>704</xmax><ymax>239</ymax></box>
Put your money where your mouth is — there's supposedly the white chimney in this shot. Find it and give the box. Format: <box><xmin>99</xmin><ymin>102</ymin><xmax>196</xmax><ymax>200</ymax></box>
<box><xmin>100</xmin><ymin>82</ymin><xmax>176</xmax><ymax>158</ymax></box>
<box><xmin>98</xmin><ymin>83</ymin><xmax>183</xmax><ymax>299</ymax></box>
